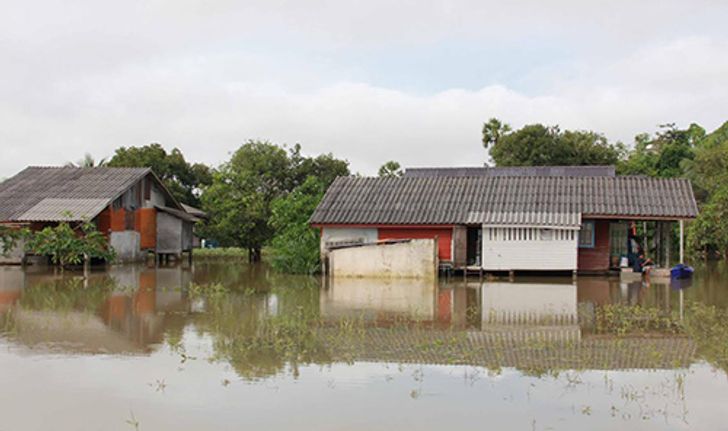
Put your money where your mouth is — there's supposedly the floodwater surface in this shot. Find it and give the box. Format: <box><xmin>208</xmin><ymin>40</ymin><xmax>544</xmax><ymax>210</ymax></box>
<box><xmin>1</xmin><ymin>261</ymin><xmax>728</xmax><ymax>430</ymax></box>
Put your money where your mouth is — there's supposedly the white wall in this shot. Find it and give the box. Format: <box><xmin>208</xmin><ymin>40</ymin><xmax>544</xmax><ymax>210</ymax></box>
<box><xmin>329</xmin><ymin>239</ymin><xmax>437</xmax><ymax>279</ymax></box>
<box><xmin>482</xmin><ymin>226</ymin><xmax>578</xmax><ymax>271</ymax></box>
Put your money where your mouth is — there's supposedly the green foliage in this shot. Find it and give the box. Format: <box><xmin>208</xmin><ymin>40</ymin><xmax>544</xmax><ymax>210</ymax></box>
<box><xmin>0</xmin><ymin>226</ymin><xmax>28</xmax><ymax>256</ymax></box>
<box><xmin>192</xmin><ymin>247</ymin><xmax>249</xmax><ymax>260</ymax></box>
<box><xmin>199</xmin><ymin>140</ymin><xmax>348</xmax><ymax>260</ymax></box>
<box><xmin>682</xmin><ymin>302</ymin><xmax>728</xmax><ymax>372</ymax></box>
<box><xmin>268</xmin><ymin>177</ymin><xmax>325</xmax><ymax>274</ymax></box>
<box><xmin>378</xmin><ymin>160</ymin><xmax>403</xmax><ymax>178</ymax></box>
<box><xmin>618</xmin><ymin>123</ymin><xmax>703</xmax><ymax>178</ymax></box>
<box><xmin>65</xmin><ymin>153</ymin><xmax>107</xmax><ymax>168</ymax></box>
<box><xmin>107</xmin><ymin>143</ymin><xmax>212</xmax><ymax>206</ymax></box>
<box><xmin>25</xmin><ymin>221</ymin><xmax>114</xmax><ymax>267</ymax></box>
<box><xmin>688</xmin><ymin>184</ymin><xmax>728</xmax><ymax>257</ymax></box>
<box><xmin>485</xmin><ymin>120</ymin><xmax>622</xmax><ymax>166</ymax></box>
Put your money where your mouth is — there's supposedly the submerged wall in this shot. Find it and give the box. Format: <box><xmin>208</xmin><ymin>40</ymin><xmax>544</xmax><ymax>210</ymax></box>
<box><xmin>110</xmin><ymin>231</ymin><xmax>142</xmax><ymax>263</ymax></box>
<box><xmin>328</xmin><ymin>239</ymin><xmax>437</xmax><ymax>279</ymax></box>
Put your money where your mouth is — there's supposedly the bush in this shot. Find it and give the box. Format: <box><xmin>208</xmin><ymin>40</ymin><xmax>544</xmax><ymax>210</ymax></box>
<box><xmin>268</xmin><ymin>177</ymin><xmax>324</xmax><ymax>274</ymax></box>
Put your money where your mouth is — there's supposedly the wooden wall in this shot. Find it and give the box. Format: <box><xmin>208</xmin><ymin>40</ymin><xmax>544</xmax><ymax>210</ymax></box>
<box><xmin>577</xmin><ymin>219</ymin><xmax>610</xmax><ymax>272</ymax></box>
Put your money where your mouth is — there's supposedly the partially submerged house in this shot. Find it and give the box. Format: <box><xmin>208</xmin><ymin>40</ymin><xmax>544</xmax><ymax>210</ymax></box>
<box><xmin>0</xmin><ymin>166</ymin><xmax>199</xmax><ymax>264</ymax></box>
<box><xmin>310</xmin><ymin>166</ymin><xmax>698</xmax><ymax>275</ymax></box>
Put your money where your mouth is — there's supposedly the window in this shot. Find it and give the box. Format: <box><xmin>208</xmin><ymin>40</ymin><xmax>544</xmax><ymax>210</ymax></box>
<box><xmin>579</xmin><ymin>221</ymin><xmax>595</xmax><ymax>248</ymax></box>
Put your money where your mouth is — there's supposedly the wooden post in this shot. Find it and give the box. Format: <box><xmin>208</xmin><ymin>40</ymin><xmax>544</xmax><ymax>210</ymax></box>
<box><xmin>643</xmin><ymin>221</ymin><xmax>648</xmax><ymax>259</ymax></box>
<box><xmin>679</xmin><ymin>220</ymin><xmax>685</xmax><ymax>264</ymax></box>
<box><xmin>665</xmin><ymin>221</ymin><xmax>671</xmax><ymax>268</ymax></box>
<box><xmin>83</xmin><ymin>253</ymin><xmax>90</xmax><ymax>279</ymax></box>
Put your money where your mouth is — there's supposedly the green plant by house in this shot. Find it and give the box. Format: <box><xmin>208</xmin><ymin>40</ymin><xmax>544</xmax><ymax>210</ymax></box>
<box><xmin>25</xmin><ymin>220</ymin><xmax>115</xmax><ymax>268</ymax></box>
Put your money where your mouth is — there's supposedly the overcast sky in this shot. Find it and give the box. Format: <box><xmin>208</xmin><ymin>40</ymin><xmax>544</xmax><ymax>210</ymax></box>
<box><xmin>2</xmin><ymin>0</ymin><xmax>727</xmax><ymax>177</ymax></box>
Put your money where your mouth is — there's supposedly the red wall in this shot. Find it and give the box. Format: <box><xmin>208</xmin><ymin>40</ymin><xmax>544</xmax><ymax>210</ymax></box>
<box><xmin>378</xmin><ymin>227</ymin><xmax>453</xmax><ymax>260</ymax></box>
<box><xmin>577</xmin><ymin>219</ymin><xmax>610</xmax><ymax>272</ymax></box>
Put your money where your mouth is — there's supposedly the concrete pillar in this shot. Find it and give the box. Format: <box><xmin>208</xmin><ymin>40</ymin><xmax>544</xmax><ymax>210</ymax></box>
<box><xmin>679</xmin><ymin>220</ymin><xmax>685</xmax><ymax>264</ymax></box>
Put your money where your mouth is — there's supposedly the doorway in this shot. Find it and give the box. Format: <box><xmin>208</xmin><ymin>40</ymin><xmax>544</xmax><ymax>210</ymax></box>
<box><xmin>466</xmin><ymin>226</ymin><xmax>482</xmax><ymax>266</ymax></box>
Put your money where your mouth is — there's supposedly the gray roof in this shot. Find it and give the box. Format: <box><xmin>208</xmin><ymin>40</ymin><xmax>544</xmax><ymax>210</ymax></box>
<box><xmin>156</xmin><ymin>205</ymin><xmax>200</xmax><ymax>222</ymax></box>
<box><xmin>404</xmin><ymin>165</ymin><xmax>616</xmax><ymax>178</ymax></box>
<box><xmin>310</xmin><ymin>176</ymin><xmax>698</xmax><ymax>225</ymax></box>
<box><xmin>15</xmin><ymin>198</ymin><xmax>111</xmax><ymax>222</ymax></box>
<box><xmin>0</xmin><ymin>167</ymin><xmax>150</xmax><ymax>222</ymax></box>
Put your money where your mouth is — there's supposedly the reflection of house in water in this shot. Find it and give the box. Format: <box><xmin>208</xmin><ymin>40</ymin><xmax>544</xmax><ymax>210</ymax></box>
<box><xmin>320</xmin><ymin>278</ymin><xmax>437</xmax><ymax>321</ymax></box>
<box><xmin>0</xmin><ymin>267</ymin><xmax>23</xmax><ymax>314</ymax></box>
<box><xmin>316</xmin><ymin>278</ymin><xmax>695</xmax><ymax>371</ymax></box>
<box><xmin>1</xmin><ymin>266</ymin><xmax>191</xmax><ymax>354</ymax></box>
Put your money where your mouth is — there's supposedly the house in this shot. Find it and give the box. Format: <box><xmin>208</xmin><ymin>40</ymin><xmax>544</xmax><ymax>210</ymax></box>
<box><xmin>310</xmin><ymin>166</ymin><xmax>698</xmax><ymax>275</ymax></box>
<box><xmin>0</xmin><ymin>166</ymin><xmax>199</xmax><ymax>264</ymax></box>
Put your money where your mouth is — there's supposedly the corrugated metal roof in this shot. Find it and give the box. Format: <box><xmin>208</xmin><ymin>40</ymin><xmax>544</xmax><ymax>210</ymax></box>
<box><xmin>310</xmin><ymin>176</ymin><xmax>698</xmax><ymax>225</ymax></box>
<box><xmin>468</xmin><ymin>211</ymin><xmax>582</xmax><ymax>228</ymax></box>
<box><xmin>0</xmin><ymin>166</ymin><xmax>150</xmax><ymax>222</ymax></box>
<box><xmin>16</xmin><ymin>198</ymin><xmax>110</xmax><ymax>222</ymax></box>
<box><xmin>156</xmin><ymin>205</ymin><xmax>200</xmax><ymax>222</ymax></box>
<box><xmin>404</xmin><ymin>165</ymin><xmax>616</xmax><ymax>178</ymax></box>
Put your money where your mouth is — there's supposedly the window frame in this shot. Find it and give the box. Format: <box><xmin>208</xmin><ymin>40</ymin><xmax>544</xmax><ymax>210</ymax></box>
<box><xmin>578</xmin><ymin>221</ymin><xmax>596</xmax><ymax>249</ymax></box>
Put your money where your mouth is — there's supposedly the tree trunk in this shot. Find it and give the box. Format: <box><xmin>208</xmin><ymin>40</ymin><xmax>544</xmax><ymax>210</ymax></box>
<box><xmin>249</xmin><ymin>247</ymin><xmax>261</xmax><ymax>263</ymax></box>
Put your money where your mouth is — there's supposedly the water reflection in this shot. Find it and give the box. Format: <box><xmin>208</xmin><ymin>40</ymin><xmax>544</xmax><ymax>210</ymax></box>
<box><xmin>0</xmin><ymin>263</ymin><xmax>727</xmax><ymax>430</ymax></box>
<box><xmin>0</xmin><ymin>264</ymin><xmax>702</xmax><ymax>373</ymax></box>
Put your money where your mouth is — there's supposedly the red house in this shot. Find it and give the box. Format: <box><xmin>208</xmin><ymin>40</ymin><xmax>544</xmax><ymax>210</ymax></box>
<box><xmin>310</xmin><ymin>166</ymin><xmax>698</xmax><ymax>275</ymax></box>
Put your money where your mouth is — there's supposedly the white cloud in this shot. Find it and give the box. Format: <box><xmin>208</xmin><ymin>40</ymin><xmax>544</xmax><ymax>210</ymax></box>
<box><xmin>1</xmin><ymin>1</ymin><xmax>727</xmax><ymax>177</ymax></box>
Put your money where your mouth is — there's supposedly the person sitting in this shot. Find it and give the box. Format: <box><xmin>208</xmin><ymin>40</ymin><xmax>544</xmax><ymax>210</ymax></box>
<box><xmin>633</xmin><ymin>250</ymin><xmax>654</xmax><ymax>274</ymax></box>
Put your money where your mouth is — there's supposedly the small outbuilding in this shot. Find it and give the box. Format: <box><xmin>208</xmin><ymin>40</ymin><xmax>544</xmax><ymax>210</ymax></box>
<box><xmin>0</xmin><ymin>166</ymin><xmax>200</xmax><ymax>264</ymax></box>
<box><xmin>310</xmin><ymin>166</ymin><xmax>698</xmax><ymax>275</ymax></box>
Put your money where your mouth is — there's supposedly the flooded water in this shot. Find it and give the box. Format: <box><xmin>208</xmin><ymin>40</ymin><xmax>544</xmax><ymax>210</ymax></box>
<box><xmin>1</xmin><ymin>261</ymin><xmax>728</xmax><ymax>430</ymax></box>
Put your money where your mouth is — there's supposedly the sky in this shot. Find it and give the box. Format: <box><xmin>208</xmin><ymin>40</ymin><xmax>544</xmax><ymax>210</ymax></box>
<box><xmin>1</xmin><ymin>0</ymin><xmax>728</xmax><ymax>177</ymax></box>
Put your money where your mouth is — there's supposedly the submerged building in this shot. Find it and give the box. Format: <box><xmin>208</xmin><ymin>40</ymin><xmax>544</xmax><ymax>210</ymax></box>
<box><xmin>310</xmin><ymin>166</ymin><xmax>698</xmax><ymax>275</ymax></box>
<box><xmin>0</xmin><ymin>166</ymin><xmax>200</xmax><ymax>264</ymax></box>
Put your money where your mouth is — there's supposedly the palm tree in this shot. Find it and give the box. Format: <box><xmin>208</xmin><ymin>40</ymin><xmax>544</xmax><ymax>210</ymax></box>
<box><xmin>65</xmin><ymin>153</ymin><xmax>107</xmax><ymax>168</ymax></box>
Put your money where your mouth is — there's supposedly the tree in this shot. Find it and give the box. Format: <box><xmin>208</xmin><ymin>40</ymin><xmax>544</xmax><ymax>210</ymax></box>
<box><xmin>200</xmin><ymin>141</ymin><xmax>292</xmax><ymax>261</ymax></box>
<box><xmin>482</xmin><ymin>118</ymin><xmax>512</xmax><ymax>150</ymax></box>
<box><xmin>268</xmin><ymin>177</ymin><xmax>325</xmax><ymax>274</ymax></box>
<box><xmin>688</xmin><ymin>184</ymin><xmax>728</xmax><ymax>259</ymax></box>
<box><xmin>65</xmin><ymin>153</ymin><xmax>107</xmax><ymax>168</ymax></box>
<box><xmin>107</xmin><ymin>143</ymin><xmax>212</xmax><ymax>206</ymax></box>
<box><xmin>378</xmin><ymin>161</ymin><xmax>403</xmax><ymax>178</ymax></box>
<box><xmin>485</xmin><ymin>122</ymin><xmax>622</xmax><ymax>167</ymax></box>
<box><xmin>199</xmin><ymin>141</ymin><xmax>349</xmax><ymax>261</ymax></box>
<box><xmin>618</xmin><ymin>123</ymin><xmax>703</xmax><ymax>178</ymax></box>
<box><xmin>288</xmin><ymin>144</ymin><xmax>350</xmax><ymax>188</ymax></box>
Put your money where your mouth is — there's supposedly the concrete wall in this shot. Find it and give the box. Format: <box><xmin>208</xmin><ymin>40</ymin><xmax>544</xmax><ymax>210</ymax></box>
<box><xmin>157</xmin><ymin>212</ymin><xmax>182</xmax><ymax>254</ymax></box>
<box><xmin>320</xmin><ymin>227</ymin><xmax>378</xmax><ymax>255</ymax></box>
<box><xmin>482</xmin><ymin>226</ymin><xmax>578</xmax><ymax>271</ymax></box>
<box><xmin>328</xmin><ymin>239</ymin><xmax>437</xmax><ymax>279</ymax></box>
<box><xmin>0</xmin><ymin>238</ymin><xmax>25</xmax><ymax>265</ymax></box>
<box><xmin>110</xmin><ymin>231</ymin><xmax>143</xmax><ymax>263</ymax></box>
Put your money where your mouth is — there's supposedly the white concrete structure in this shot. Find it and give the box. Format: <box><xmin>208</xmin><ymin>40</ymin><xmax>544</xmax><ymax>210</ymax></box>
<box><xmin>328</xmin><ymin>239</ymin><xmax>437</xmax><ymax>279</ymax></box>
<box><xmin>320</xmin><ymin>227</ymin><xmax>377</xmax><ymax>255</ymax></box>
<box><xmin>481</xmin><ymin>226</ymin><xmax>579</xmax><ymax>271</ymax></box>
